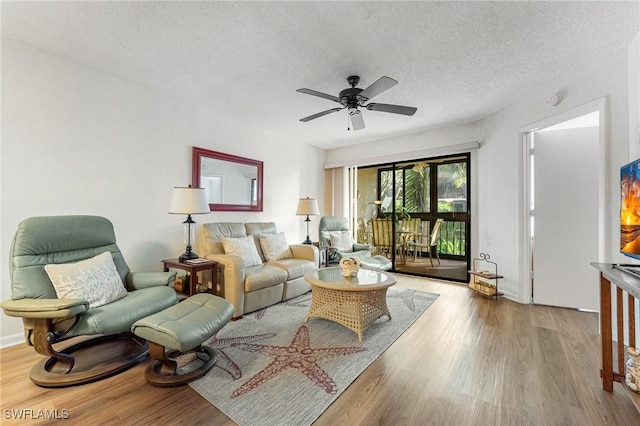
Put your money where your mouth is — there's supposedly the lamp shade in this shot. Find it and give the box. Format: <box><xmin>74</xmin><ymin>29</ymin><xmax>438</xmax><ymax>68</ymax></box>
<box><xmin>168</xmin><ymin>186</ymin><xmax>211</xmax><ymax>215</ymax></box>
<box><xmin>296</xmin><ymin>197</ymin><xmax>319</xmax><ymax>216</ymax></box>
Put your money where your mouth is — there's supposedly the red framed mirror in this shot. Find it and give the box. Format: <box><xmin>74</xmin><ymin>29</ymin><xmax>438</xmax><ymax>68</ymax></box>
<box><xmin>192</xmin><ymin>147</ymin><xmax>263</xmax><ymax>212</ymax></box>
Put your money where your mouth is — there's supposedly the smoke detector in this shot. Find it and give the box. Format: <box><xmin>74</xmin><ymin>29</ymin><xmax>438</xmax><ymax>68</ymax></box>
<box><xmin>545</xmin><ymin>93</ymin><xmax>561</xmax><ymax>108</ymax></box>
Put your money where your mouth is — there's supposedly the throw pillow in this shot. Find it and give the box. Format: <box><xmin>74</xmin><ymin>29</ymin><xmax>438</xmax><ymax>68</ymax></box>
<box><xmin>44</xmin><ymin>251</ymin><xmax>128</xmax><ymax>309</ymax></box>
<box><xmin>221</xmin><ymin>235</ymin><xmax>263</xmax><ymax>267</ymax></box>
<box><xmin>329</xmin><ymin>231</ymin><xmax>354</xmax><ymax>252</ymax></box>
<box><xmin>259</xmin><ymin>232</ymin><xmax>293</xmax><ymax>262</ymax></box>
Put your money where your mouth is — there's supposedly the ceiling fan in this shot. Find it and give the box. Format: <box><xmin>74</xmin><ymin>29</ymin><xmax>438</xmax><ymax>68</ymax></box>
<box><xmin>296</xmin><ymin>75</ymin><xmax>417</xmax><ymax>131</ymax></box>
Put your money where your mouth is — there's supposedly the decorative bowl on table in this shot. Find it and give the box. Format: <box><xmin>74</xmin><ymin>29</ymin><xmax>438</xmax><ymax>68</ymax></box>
<box><xmin>339</xmin><ymin>257</ymin><xmax>360</xmax><ymax>278</ymax></box>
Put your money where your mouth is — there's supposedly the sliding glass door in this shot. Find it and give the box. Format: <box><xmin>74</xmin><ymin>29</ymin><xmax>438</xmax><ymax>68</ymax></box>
<box><xmin>357</xmin><ymin>153</ymin><xmax>470</xmax><ymax>282</ymax></box>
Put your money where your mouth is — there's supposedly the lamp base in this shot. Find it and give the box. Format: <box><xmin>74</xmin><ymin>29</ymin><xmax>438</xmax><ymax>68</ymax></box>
<box><xmin>179</xmin><ymin>251</ymin><xmax>199</xmax><ymax>263</ymax></box>
<box><xmin>302</xmin><ymin>238</ymin><xmax>313</xmax><ymax>245</ymax></box>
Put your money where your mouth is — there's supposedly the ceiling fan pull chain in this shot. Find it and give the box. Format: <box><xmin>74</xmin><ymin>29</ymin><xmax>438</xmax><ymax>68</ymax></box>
<box><xmin>347</xmin><ymin>111</ymin><xmax>350</xmax><ymax>131</ymax></box>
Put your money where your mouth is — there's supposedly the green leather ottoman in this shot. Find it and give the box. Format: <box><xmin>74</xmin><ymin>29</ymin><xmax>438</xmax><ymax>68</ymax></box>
<box><xmin>357</xmin><ymin>255</ymin><xmax>393</xmax><ymax>271</ymax></box>
<box><xmin>132</xmin><ymin>293</ymin><xmax>233</xmax><ymax>386</ymax></box>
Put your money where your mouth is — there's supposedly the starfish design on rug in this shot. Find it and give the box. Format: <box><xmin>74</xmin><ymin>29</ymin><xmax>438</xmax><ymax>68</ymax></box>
<box><xmin>255</xmin><ymin>297</ymin><xmax>309</xmax><ymax>319</ymax></box>
<box><xmin>229</xmin><ymin>325</ymin><xmax>367</xmax><ymax>399</ymax></box>
<box><xmin>202</xmin><ymin>332</ymin><xmax>276</xmax><ymax>379</ymax></box>
<box><xmin>387</xmin><ymin>288</ymin><xmax>436</xmax><ymax>312</ymax></box>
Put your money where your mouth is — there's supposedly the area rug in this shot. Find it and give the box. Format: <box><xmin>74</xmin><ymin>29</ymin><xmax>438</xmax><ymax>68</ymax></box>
<box><xmin>188</xmin><ymin>287</ymin><xmax>438</xmax><ymax>426</ymax></box>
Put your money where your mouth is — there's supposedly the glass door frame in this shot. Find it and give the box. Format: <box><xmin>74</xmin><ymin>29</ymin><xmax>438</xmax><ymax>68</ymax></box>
<box><xmin>359</xmin><ymin>153</ymin><xmax>471</xmax><ymax>282</ymax></box>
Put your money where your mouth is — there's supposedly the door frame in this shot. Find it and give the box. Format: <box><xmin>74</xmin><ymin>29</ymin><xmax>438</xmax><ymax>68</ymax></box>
<box><xmin>518</xmin><ymin>97</ymin><xmax>609</xmax><ymax>304</ymax></box>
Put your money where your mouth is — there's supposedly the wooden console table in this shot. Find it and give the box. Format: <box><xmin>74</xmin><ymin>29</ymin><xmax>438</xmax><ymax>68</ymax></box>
<box><xmin>591</xmin><ymin>262</ymin><xmax>640</xmax><ymax>411</ymax></box>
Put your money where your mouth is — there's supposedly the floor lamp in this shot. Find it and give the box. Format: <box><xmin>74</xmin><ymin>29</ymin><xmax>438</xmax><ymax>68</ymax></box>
<box><xmin>169</xmin><ymin>186</ymin><xmax>211</xmax><ymax>262</ymax></box>
<box><xmin>296</xmin><ymin>197</ymin><xmax>319</xmax><ymax>245</ymax></box>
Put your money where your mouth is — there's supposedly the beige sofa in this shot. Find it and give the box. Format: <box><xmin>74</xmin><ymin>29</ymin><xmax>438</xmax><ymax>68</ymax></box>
<box><xmin>198</xmin><ymin>222</ymin><xmax>318</xmax><ymax>318</ymax></box>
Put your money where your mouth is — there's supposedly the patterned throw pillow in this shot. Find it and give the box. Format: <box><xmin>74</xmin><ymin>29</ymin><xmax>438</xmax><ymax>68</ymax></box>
<box><xmin>221</xmin><ymin>235</ymin><xmax>263</xmax><ymax>267</ymax></box>
<box><xmin>259</xmin><ymin>232</ymin><xmax>293</xmax><ymax>262</ymax></box>
<box><xmin>44</xmin><ymin>251</ymin><xmax>128</xmax><ymax>309</ymax></box>
<box><xmin>329</xmin><ymin>231</ymin><xmax>354</xmax><ymax>252</ymax></box>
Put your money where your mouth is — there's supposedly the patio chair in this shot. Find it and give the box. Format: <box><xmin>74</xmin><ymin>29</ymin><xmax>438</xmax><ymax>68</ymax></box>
<box><xmin>371</xmin><ymin>218</ymin><xmax>394</xmax><ymax>258</ymax></box>
<box><xmin>409</xmin><ymin>218</ymin><xmax>444</xmax><ymax>266</ymax></box>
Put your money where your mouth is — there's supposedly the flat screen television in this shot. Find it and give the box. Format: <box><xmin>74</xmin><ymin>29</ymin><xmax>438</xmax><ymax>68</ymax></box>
<box><xmin>621</xmin><ymin>158</ymin><xmax>640</xmax><ymax>260</ymax></box>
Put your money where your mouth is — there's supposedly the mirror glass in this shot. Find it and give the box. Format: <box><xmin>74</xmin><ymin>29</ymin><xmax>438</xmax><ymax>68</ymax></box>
<box><xmin>192</xmin><ymin>147</ymin><xmax>263</xmax><ymax>211</ymax></box>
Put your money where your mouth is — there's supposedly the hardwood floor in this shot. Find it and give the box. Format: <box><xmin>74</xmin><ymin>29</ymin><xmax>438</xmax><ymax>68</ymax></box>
<box><xmin>1</xmin><ymin>275</ymin><xmax>638</xmax><ymax>425</ymax></box>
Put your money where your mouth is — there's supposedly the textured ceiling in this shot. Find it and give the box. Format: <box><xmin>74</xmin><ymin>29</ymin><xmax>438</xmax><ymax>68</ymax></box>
<box><xmin>2</xmin><ymin>1</ymin><xmax>639</xmax><ymax>150</ymax></box>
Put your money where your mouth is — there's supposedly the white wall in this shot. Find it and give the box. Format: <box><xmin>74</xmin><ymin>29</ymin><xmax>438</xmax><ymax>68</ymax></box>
<box><xmin>326</xmin><ymin>124</ymin><xmax>479</xmax><ymax>166</ymax></box>
<box><xmin>0</xmin><ymin>39</ymin><xmax>325</xmax><ymax>345</ymax></box>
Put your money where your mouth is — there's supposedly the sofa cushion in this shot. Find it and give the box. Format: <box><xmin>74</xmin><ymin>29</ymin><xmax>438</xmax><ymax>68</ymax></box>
<box><xmin>329</xmin><ymin>231</ymin><xmax>354</xmax><ymax>252</ymax></box>
<box><xmin>44</xmin><ymin>251</ymin><xmax>128</xmax><ymax>309</ymax></box>
<box><xmin>200</xmin><ymin>223</ymin><xmax>247</xmax><ymax>255</ymax></box>
<box><xmin>245</xmin><ymin>222</ymin><xmax>277</xmax><ymax>262</ymax></box>
<box><xmin>221</xmin><ymin>236</ymin><xmax>263</xmax><ymax>267</ymax></box>
<box><xmin>269</xmin><ymin>258</ymin><xmax>316</xmax><ymax>280</ymax></box>
<box><xmin>244</xmin><ymin>265</ymin><xmax>288</xmax><ymax>292</ymax></box>
<box><xmin>259</xmin><ymin>232</ymin><xmax>293</xmax><ymax>261</ymax></box>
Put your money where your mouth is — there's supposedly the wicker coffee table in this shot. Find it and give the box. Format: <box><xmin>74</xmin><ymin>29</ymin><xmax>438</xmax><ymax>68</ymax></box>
<box><xmin>304</xmin><ymin>267</ymin><xmax>397</xmax><ymax>341</ymax></box>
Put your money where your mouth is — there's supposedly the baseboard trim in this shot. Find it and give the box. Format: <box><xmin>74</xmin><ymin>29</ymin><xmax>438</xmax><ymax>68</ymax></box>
<box><xmin>0</xmin><ymin>333</ymin><xmax>25</xmax><ymax>349</ymax></box>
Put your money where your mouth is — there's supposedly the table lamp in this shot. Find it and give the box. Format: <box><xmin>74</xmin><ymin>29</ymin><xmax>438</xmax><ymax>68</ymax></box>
<box><xmin>169</xmin><ymin>185</ymin><xmax>210</xmax><ymax>262</ymax></box>
<box><xmin>296</xmin><ymin>197</ymin><xmax>320</xmax><ymax>245</ymax></box>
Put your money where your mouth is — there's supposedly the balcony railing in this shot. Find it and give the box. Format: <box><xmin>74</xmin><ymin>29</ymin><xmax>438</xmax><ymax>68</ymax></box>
<box><xmin>437</xmin><ymin>220</ymin><xmax>466</xmax><ymax>257</ymax></box>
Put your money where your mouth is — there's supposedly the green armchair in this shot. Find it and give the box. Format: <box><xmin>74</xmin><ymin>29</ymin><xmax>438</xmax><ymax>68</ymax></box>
<box><xmin>1</xmin><ymin>215</ymin><xmax>177</xmax><ymax>387</ymax></box>
<box><xmin>318</xmin><ymin>216</ymin><xmax>373</xmax><ymax>265</ymax></box>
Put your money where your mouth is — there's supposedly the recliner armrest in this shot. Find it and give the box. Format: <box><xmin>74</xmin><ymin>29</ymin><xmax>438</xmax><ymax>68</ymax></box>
<box><xmin>204</xmin><ymin>253</ymin><xmax>246</xmax><ymax>318</ymax></box>
<box><xmin>290</xmin><ymin>244</ymin><xmax>319</xmax><ymax>264</ymax></box>
<box><xmin>127</xmin><ymin>272</ymin><xmax>177</xmax><ymax>290</ymax></box>
<box><xmin>1</xmin><ymin>298</ymin><xmax>89</xmax><ymax>319</ymax></box>
<box><xmin>353</xmin><ymin>243</ymin><xmax>372</xmax><ymax>252</ymax></box>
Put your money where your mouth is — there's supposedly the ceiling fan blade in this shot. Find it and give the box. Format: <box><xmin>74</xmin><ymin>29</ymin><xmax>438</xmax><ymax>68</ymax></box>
<box><xmin>296</xmin><ymin>88</ymin><xmax>340</xmax><ymax>103</ymax></box>
<box><xmin>366</xmin><ymin>103</ymin><xmax>417</xmax><ymax>116</ymax></box>
<box><xmin>350</xmin><ymin>109</ymin><xmax>365</xmax><ymax>130</ymax></box>
<box><xmin>299</xmin><ymin>108</ymin><xmax>343</xmax><ymax>122</ymax></box>
<box><xmin>358</xmin><ymin>76</ymin><xmax>398</xmax><ymax>102</ymax></box>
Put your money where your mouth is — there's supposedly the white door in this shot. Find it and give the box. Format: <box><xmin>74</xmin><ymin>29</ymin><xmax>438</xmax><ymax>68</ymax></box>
<box><xmin>533</xmin><ymin>126</ymin><xmax>599</xmax><ymax>310</ymax></box>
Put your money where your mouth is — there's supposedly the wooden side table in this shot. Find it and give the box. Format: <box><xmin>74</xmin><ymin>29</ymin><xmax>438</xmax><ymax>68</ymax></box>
<box><xmin>162</xmin><ymin>259</ymin><xmax>218</xmax><ymax>297</ymax></box>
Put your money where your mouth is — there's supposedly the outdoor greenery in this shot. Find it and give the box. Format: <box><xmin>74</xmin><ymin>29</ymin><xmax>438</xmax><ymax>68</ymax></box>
<box><xmin>377</xmin><ymin>160</ymin><xmax>468</xmax><ymax>256</ymax></box>
<box><xmin>438</xmin><ymin>221</ymin><xmax>466</xmax><ymax>256</ymax></box>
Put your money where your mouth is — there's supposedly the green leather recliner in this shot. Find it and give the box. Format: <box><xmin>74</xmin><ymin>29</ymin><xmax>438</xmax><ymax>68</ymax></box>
<box><xmin>1</xmin><ymin>215</ymin><xmax>177</xmax><ymax>387</ymax></box>
<box><xmin>318</xmin><ymin>216</ymin><xmax>373</xmax><ymax>265</ymax></box>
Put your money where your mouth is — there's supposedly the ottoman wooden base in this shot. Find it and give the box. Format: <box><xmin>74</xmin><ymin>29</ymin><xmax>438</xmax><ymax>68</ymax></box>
<box><xmin>145</xmin><ymin>343</ymin><xmax>217</xmax><ymax>387</ymax></box>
